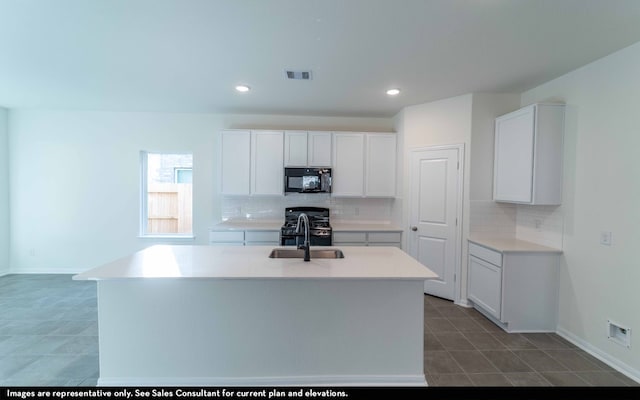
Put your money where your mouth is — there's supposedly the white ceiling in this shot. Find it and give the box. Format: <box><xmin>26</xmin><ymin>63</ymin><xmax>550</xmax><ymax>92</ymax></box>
<box><xmin>1</xmin><ymin>0</ymin><xmax>640</xmax><ymax>118</ymax></box>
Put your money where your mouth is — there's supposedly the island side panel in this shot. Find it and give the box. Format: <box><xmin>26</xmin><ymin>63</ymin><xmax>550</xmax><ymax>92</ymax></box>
<box><xmin>96</xmin><ymin>279</ymin><xmax>426</xmax><ymax>386</ymax></box>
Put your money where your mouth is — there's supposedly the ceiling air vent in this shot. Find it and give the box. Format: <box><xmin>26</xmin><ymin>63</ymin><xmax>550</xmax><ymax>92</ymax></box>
<box><xmin>285</xmin><ymin>70</ymin><xmax>312</xmax><ymax>80</ymax></box>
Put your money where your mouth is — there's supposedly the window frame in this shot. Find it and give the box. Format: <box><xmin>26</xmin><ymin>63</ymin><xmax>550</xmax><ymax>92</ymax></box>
<box><xmin>139</xmin><ymin>151</ymin><xmax>195</xmax><ymax>239</ymax></box>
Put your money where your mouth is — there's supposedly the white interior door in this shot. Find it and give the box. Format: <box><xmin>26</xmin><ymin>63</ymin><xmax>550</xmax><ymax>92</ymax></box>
<box><xmin>408</xmin><ymin>146</ymin><xmax>462</xmax><ymax>300</ymax></box>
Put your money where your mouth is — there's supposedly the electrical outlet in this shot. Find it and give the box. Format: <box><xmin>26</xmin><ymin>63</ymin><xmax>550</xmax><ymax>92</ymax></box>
<box><xmin>600</xmin><ymin>231</ymin><xmax>612</xmax><ymax>246</ymax></box>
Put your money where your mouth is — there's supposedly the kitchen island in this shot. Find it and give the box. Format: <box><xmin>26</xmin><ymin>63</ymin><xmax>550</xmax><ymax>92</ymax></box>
<box><xmin>74</xmin><ymin>245</ymin><xmax>437</xmax><ymax>386</ymax></box>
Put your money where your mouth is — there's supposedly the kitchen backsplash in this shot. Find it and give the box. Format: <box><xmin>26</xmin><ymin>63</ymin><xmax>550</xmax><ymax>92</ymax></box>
<box><xmin>470</xmin><ymin>200</ymin><xmax>564</xmax><ymax>249</ymax></box>
<box><xmin>221</xmin><ymin>195</ymin><xmax>394</xmax><ymax>222</ymax></box>
<box><xmin>470</xmin><ymin>200</ymin><xmax>516</xmax><ymax>237</ymax></box>
<box><xmin>515</xmin><ymin>204</ymin><xmax>564</xmax><ymax>249</ymax></box>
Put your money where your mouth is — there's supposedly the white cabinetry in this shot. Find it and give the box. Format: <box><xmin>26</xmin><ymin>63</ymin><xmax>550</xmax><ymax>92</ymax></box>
<box><xmin>467</xmin><ymin>241</ymin><xmax>559</xmax><ymax>332</ymax></box>
<box><xmin>221</xmin><ymin>130</ymin><xmax>251</xmax><ymax>195</ymax></box>
<box><xmin>365</xmin><ymin>134</ymin><xmax>396</xmax><ymax>197</ymax></box>
<box><xmin>308</xmin><ymin>131</ymin><xmax>332</xmax><ymax>166</ymax></box>
<box><xmin>332</xmin><ymin>133</ymin><xmax>365</xmax><ymax>197</ymax></box>
<box><xmin>332</xmin><ymin>132</ymin><xmax>396</xmax><ymax>198</ymax></box>
<box><xmin>221</xmin><ymin>130</ymin><xmax>284</xmax><ymax>196</ymax></box>
<box><xmin>209</xmin><ymin>229</ymin><xmax>280</xmax><ymax>246</ymax></box>
<box><xmin>493</xmin><ymin>103</ymin><xmax>564</xmax><ymax>205</ymax></box>
<box><xmin>284</xmin><ymin>131</ymin><xmax>332</xmax><ymax>167</ymax></box>
<box><xmin>251</xmin><ymin>131</ymin><xmax>284</xmax><ymax>195</ymax></box>
<box><xmin>333</xmin><ymin>231</ymin><xmax>401</xmax><ymax>248</ymax></box>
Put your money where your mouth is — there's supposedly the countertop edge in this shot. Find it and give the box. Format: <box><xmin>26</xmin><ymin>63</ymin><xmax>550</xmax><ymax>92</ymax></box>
<box><xmin>211</xmin><ymin>222</ymin><xmax>403</xmax><ymax>232</ymax></box>
<box><xmin>468</xmin><ymin>237</ymin><xmax>563</xmax><ymax>254</ymax></box>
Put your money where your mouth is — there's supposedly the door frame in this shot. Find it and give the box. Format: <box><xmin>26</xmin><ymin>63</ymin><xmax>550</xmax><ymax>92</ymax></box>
<box><xmin>408</xmin><ymin>143</ymin><xmax>465</xmax><ymax>304</ymax></box>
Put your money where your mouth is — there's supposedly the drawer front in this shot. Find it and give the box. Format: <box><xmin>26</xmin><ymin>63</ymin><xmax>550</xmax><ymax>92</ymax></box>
<box><xmin>333</xmin><ymin>232</ymin><xmax>367</xmax><ymax>243</ymax></box>
<box><xmin>209</xmin><ymin>242</ymin><xmax>244</xmax><ymax>246</ymax></box>
<box><xmin>367</xmin><ymin>232</ymin><xmax>402</xmax><ymax>243</ymax></box>
<box><xmin>468</xmin><ymin>256</ymin><xmax>502</xmax><ymax>319</ymax></box>
<box><xmin>209</xmin><ymin>231</ymin><xmax>245</xmax><ymax>243</ymax></box>
<box><xmin>244</xmin><ymin>230</ymin><xmax>280</xmax><ymax>243</ymax></box>
<box><xmin>468</xmin><ymin>242</ymin><xmax>502</xmax><ymax>267</ymax></box>
<box><xmin>369</xmin><ymin>242</ymin><xmax>402</xmax><ymax>248</ymax></box>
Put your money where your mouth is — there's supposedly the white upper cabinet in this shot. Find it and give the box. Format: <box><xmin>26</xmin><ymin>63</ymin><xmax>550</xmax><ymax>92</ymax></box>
<box><xmin>283</xmin><ymin>131</ymin><xmax>308</xmax><ymax>167</ymax></box>
<box><xmin>332</xmin><ymin>132</ymin><xmax>397</xmax><ymax>198</ymax></box>
<box><xmin>365</xmin><ymin>133</ymin><xmax>396</xmax><ymax>197</ymax></box>
<box><xmin>251</xmin><ymin>131</ymin><xmax>284</xmax><ymax>196</ymax></box>
<box><xmin>221</xmin><ymin>130</ymin><xmax>251</xmax><ymax>195</ymax></box>
<box><xmin>284</xmin><ymin>131</ymin><xmax>332</xmax><ymax>167</ymax></box>
<box><xmin>332</xmin><ymin>133</ymin><xmax>366</xmax><ymax>197</ymax></box>
<box><xmin>493</xmin><ymin>104</ymin><xmax>564</xmax><ymax>205</ymax></box>
<box><xmin>308</xmin><ymin>131</ymin><xmax>332</xmax><ymax>166</ymax></box>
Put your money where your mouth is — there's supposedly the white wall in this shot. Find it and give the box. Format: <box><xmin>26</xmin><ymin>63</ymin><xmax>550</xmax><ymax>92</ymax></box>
<box><xmin>522</xmin><ymin>41</ymin><xmax>640</xmax><ymax>378</ymax></box>
<box><xmin>8</xmin><ymin>110</ymin><xmax>392</xmax><ymax>273</ymax></box>
<box><xmin>396</xmin><ymin>94</ymin><xmax>473</xmax><ymax>303</ymax></box>
<box><xmin>0</xmin><ymin>108</ymin><xmax>9</xmax><ymax>275</ymax></box>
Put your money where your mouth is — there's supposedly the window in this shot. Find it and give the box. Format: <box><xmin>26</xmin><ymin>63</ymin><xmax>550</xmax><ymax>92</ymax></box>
<box><xmin>141</xmin><ymin>152</ymin><xmax>193</xmax><ymax>236</ymax></box>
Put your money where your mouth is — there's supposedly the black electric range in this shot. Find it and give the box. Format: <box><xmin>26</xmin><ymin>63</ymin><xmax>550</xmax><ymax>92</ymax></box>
<box><xmin>280</xmin><ymin>207</ymin><xmax>332</xmax><ymax>246</ymax></box>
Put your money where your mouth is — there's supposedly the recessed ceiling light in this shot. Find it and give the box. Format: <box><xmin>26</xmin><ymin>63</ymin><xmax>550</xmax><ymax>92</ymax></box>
<box><xmin>386</xmin><ymin>88</ymin><xmax>401</xmax><ymax>96</ymax></box>
<box><xmin>235</xmin><ymin>85</ymin><xmax>251</xmax><ymax>93</ymax></box>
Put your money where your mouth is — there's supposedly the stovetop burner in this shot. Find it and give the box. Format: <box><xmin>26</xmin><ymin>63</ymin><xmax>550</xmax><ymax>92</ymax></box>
<box><xmin>280</xmin><ymin>207</ymin><xmax>332</xmax><ymax>245</ymax></box>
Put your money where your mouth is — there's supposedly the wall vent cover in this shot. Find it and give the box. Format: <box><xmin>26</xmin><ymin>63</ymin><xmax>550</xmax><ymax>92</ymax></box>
<box><xmin>285</xmin><ymin>70</ymin><xmax>312</xmax><ymax>80</ymax></box>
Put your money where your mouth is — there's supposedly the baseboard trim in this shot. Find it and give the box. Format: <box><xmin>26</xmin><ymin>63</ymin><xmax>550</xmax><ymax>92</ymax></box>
<box><xmin>98</xmin><ymin>375</ymin><xmax>428</xmax><ymax>387</ymax></box>
<box><xmin>556</xmin><ymin>327</ymin><xmax>640</xmax><ymax>384</ymax></box>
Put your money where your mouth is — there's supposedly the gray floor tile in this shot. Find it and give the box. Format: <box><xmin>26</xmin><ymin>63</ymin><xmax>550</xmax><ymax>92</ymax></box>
<box><xmin>424</xmin><ymin>306</ymin><xmax>444</xmax><ymax>318</ymax></box>
<box><xmin>0</xmin><ymin>355</ymin><xmax>39</xmax><ymax>379</ymax></box>
<box><xmin>14</xmin><ymin>355</ymin><xmax>80</xmax><ymax>380</ymax></box>
<box><xmin>504</xmin><ymin>372</ymin><xmax>551</xmax><ymax>386</ymax></box>
<box><xmin>425</xmin><ymin>317</ymin><xmax>457</xmax><ymax>333</ymax></box>
<box><xmin>424</xmin><ymin>333</ymin><xmax>445</xmax><ymax>351</ymax></box>
<box><xmin>427</xmin><ymin>373</ymin><xmax>474</xmax><ymax>386</ymax></box>
<box><xmin>467</xmin><ymin>373</ymin><xmax>513</xmax><ymax>386</ymax></box>
<box><xmin>545</xmin><ymin>349</ymin><xmax>603</xmax><ymax>371</ymax></box>
<box><xmin>12</xmin><ymin>335</ymin><xmax>75</xmax><ymax>355</ymax></box>
<box><xmin>521</xmin><ymin>333</ymin><xmax>573</xmax><ymax>349</ymax></box>
<box><xmin>481</xmin><ymin>350</ymin><xmax>534</xmax><ymax>373</ymax></box>
<box><xmin>424</xmin><ymin>350</ymin><xmax>464</xmax><ymax>374</ymax></box>
<box><xmin>540</xmin><ymin>371</ymin><xmax>590</xmax><ymax>386</ymax></box>
<box><xmin>436</xmin><ymin>305</ymin><xmax>469</xmax><ymax>319</ymax></box>
<box><xmin>492</xmin><ymin>331</ymin><xmax>537</xmax><ymax>349</ymax></box>
<box><xmin>449</xmin><ymin>350</ymin><xmax>499</xmax><ymax>373</ymax></box>
<box><xmin>462</xmin><ymin>332</ymin><xmax>506</xmax><ymax>350</ymax></box>
<box><xmin>52</xmin><ymin>336</ymin><xmax>98</xmax><ymax>355</ymax></box>
<box><xmin>433</xmin><ymin>332</ymin><xmax>475</xmax><ymax>350</ymax></box>
<box><xmin>471</xmin><ymin>315</ymin><xmax>505</xmax><ymax>334</ymax></box>
<box><xmin>575</xmin><ymin>371</ymin><xmax>631</xmax><ymax>386</ymax></box>
<box><xmin>51</xmin><ymin>321</ymin><xmax>95</xmax><ymax>335</ymax></box>
<box><xmin>447</xmin><ymin>317</ymin><xmax>485</xmax><ymax>332</ymax></box>
<box><xmin>512</xmin><ymin>349</ymin><xmax>568</xmax><ymax>372</ymax></box>
<box><xmin>610</xmin><ymin>371</ymin><xmax>640</xmax><ymax>386</ymax></box>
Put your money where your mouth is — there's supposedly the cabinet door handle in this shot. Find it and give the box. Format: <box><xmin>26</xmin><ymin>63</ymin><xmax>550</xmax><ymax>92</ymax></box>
<box><xmin>411</xmin><ymin>226</ymin><xmax>418</xmax><ymax>231</ymax></box>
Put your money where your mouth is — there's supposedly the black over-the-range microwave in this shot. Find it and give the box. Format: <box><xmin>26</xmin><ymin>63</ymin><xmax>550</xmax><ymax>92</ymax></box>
<box><xmin>284</xmin><ymin>168</ymin><xmax>332</xmax><ymax>194</ymax></box>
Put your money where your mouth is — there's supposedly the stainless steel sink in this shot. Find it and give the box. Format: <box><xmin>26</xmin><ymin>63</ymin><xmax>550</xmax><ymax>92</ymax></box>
<box><xmin>269</xmin><ymin>249</ymin><xmax>345</xmax><ymax>259</ymax></box>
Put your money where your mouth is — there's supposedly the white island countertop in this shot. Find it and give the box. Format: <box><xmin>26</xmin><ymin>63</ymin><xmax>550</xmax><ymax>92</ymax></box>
<box><xmin>73</xmin><ymin>245</ymin><xmax>437</xmax><ymax>281</ymax></box>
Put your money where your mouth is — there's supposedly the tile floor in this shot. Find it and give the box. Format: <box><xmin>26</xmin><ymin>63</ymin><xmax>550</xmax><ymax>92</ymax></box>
<box><xmin>0</xmin><ymin>274</ymin><xmax>638</xmax><ymax>387</ymax></box>
<box><xmin>423</xmin><ymin>294</ymin><xmax>638</xmax><ymax>386</ymax></box>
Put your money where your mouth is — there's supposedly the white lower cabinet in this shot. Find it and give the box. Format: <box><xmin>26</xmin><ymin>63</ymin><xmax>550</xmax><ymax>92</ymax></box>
<box><xmin>468</xmin><ymin>255</ymin><xmax>502</xmax><ymax>319</ymax></box>
<box><xmin>210</xmin><ymin>230</ymin><xmax>280</xmax><ymax>246</ymax></box>
<box><xmin>244</xmin><ymin>230</ymin><xmax>280</xmax><ymax>246</ymax></box>
<box><xmin>467</xmin><ymin>241</ymin><xmax>559</xmax><ymax>332</ymax></box>
<box><xmin>333</xmin><ymin>231</ymin><xmax>401</xmax><ymax>248</ymax></box>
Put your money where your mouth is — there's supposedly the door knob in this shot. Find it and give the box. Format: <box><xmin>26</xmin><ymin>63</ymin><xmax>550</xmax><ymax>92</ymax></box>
<box><xmin>411</xmin><ymin>226</ymin><xmax>418</xmax><ymax>231</ymax></box>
